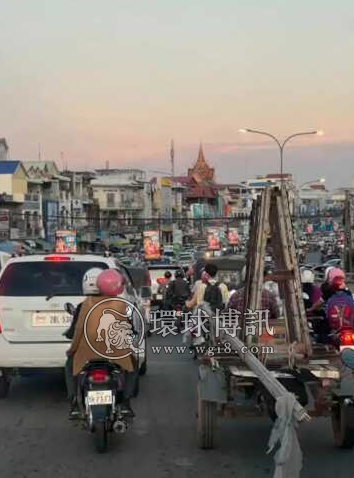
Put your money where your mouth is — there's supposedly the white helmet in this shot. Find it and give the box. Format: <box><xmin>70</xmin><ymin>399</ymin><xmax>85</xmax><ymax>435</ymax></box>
<box><xmin>301</xmin><ymin>269</ymin><xmax>315</xmax><ymax>284</ymax></box>
<box><xmin>82</xmin><ymin>268</ymin><xmax>104</xmax><ymax>295</ymax></box>
<box><xmin>324</xmin><ymin>266</ymin><xmax>335</xmax><ymax>282</ymax></box>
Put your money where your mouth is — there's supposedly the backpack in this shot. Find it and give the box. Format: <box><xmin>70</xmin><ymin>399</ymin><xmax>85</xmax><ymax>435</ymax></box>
<box><xmin>204</xmin><ymin>282</ymin><xmax>223</xmax><ymax>313</ymax></box>
<box><xmin>326</xmin><ymin>291</ymin><xmax>354</xmax><ymax>331</ymax></box>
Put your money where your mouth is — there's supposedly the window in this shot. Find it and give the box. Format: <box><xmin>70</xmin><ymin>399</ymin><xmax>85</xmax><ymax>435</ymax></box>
<box><xmin>0</xmin><ymin>261</ymin><xmax>108</xmax><ymax>296</ymax></box>
<box><xmin>107</xmin><ymin>193</ymin><xmax>115</xmax><ymax>207</ymax></box>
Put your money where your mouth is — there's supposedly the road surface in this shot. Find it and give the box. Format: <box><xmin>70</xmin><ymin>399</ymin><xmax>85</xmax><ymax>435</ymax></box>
<box><xmin>0</xmin><ymin>334</ymin><xmax>353</xmax><ymax>478</ymax></box>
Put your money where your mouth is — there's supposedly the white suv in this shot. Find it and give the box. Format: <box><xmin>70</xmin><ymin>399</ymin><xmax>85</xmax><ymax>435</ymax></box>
<box><xmin>0</xmin><ymin>253</ymin><xmax>146</xmax><ymax>397</ymax></box>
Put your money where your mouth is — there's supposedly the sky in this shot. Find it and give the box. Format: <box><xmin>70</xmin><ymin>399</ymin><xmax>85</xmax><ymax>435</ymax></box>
<box><xmin>1</xmin><ymin>0</ymin><xmax>353</xmax><ymax>188</ymax></box>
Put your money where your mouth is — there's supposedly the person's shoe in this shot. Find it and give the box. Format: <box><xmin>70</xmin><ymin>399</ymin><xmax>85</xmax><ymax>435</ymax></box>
<box><xmin>121</xmin><ymin>400</ymin><xmax>135</xmax><ymax>418</ymax></box>
<box><xmin>69</xmin><ymin>399</ymin><xmax>80</xmax><ymax>420</ymax></box>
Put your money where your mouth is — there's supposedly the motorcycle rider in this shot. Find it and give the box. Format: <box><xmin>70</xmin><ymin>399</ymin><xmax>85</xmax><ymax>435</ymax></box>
<box><xmin>186</xmin><ymin>264</ymin><xmax>229</xmax><ymax>311</ymax></box>
<box><xmin>226</xmin><ymin>265</ymin><xmax>279</xmax><ymax>323</ymax></box>
<box><xmin>65</xmin><ymin>268</ymin><xmax>137</xmax><ymax>420</ymax></box>
<box><xmin>321</xmin><ymin>266</ymin><xmax>352</xmax><ymax>302</ymax></box>
<box><xmin>301</xmin><ymin>269</ymin><xmax>323</xmax><ymax>315</ymax></box>
<box><xmin>165</xmin><ymin>269</ymin><xmax>191</xmax><ymax>309</ymax></box>
<box><xmin>326</xmin><ymin>268</ymin><xmax>354</xmax><ymax>333</ymax></box>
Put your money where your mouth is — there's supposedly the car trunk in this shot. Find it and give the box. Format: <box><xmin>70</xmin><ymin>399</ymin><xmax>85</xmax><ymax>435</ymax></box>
<box><xmin>0</xmin><ymin>259</ymin><xmax>109</xmax><ymax>343</ymax></box>
<box><xmin>0</xmin><ymin>295</ymin><xmax>83</xmax><ymax>343</ymax></box>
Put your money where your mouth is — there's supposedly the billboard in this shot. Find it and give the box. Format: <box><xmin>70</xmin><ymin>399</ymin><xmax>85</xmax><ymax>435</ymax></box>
<box><xmin>207</xmin><ymin>228</ymin><xmax>221</xmax><ymax>251</ymax></box>
<box><xmin>55</xmin><ymin>230</ymin><xmax>77</xmax><ymax>253</ymax></box>
<box><xmin>228</xmin><ymin>228</ymin><xmax>239</xmax><ymax>245</ymax></box>
<box><xmin>143</xmin><ymin>230</ymin><xmax>161</xmax><ymax>260</ymax></box>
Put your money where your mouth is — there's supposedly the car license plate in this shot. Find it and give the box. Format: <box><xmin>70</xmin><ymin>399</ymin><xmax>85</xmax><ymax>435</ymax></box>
<box><xmin>156</xmin><ymin>294</ymin><xmax>163</xmax><ymax>300</ymax></box>
<box><xmin>87</xmin><ymin>390</ymin><xmax>113</xmax><ymax>406</ymax></box>
<box><xmin>32</xmin><ymin>312</ymin><xmax>72</xmax><ymax>327</ymax></box>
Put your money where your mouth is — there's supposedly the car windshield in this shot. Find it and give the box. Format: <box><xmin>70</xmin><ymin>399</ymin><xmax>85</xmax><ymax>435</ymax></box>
<box><xmin>0</xmin><ymin>261</ymin><xmax>108</xmax><ymax>297</ymax></box>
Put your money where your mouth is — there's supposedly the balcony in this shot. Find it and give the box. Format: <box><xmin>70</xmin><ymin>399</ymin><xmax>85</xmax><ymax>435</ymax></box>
<box><xmin>23</xmin><ymin>194</ymin><xmax>41</xmax><ymax>210</ymax></box>
<box><xmin>102</xmin><ymin>200</ymin><xmax>145</xmax><ymax>211</ymax></box>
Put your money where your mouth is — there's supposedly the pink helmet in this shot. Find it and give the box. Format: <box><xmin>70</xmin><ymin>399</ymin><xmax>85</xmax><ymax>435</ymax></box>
<box><xmin>96</xmin><ymin>269</ymin><xmax>125</xmax><ymax>296</ymax></box>
<box><xmin>328</xmin><ymin>268</ymin><xmax>345</xmax><ymax>290</ymax></box>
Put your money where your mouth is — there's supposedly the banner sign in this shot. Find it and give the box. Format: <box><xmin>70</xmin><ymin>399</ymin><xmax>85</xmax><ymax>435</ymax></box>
<box><xmin>228</xmin><ymin>228</ymin><xmax>238</xmax><ymax>245</ymax></box>
<box><xmin>143</xmin><ymin>230</ymin><xmax>161</xmax><ymax>260</ymax></box>
<box><xmin>55</xmin><ymin>230</ymin><xmax>77</xmax><ymax>253</ymax></box>
<box><xmin>207</xmin><ymin>228</ymin><xmax>221</xmax><ymax>250</ymax></box>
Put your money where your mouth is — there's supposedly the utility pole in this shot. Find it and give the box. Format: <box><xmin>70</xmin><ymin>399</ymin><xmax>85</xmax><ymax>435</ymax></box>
<box><xmin>170</xmin><ymin>139</ymin><xmax>175</xmax><ymax>177</ymax></box>
<box><xmin>345</xmin><ymin>190</ymin><xmax>353</xmax><ymax>273</ymax></box>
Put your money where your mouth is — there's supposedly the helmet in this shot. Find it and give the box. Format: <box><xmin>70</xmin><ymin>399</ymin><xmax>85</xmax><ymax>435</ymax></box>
<box><xmin>301</xmin><ymin>269</ymin><xmax>315</xmax><ymax>284</ymax></box>
<box><xmin>175</xmin><ymin>269</ymin><xmax>184</xmax><ymax>279</ymax></box>
<box><xmin>96</xmin><ymin>269</ymin><xmax>125</xmax><ymax>296</ymax></box>
<box><xmin>324</xmin><ymin>266</ymin><xmax>335</xmax><ymax>282</ymax></box>
<box><xmin>82</xmin><ymin>268</ymin><xmax>104</xmax><ymax>295</ymax></box>
<box><xmin>328</xmin><ymin>268</ymin><xmax>345</xmax><ymax>289</ymax></box>
<box><xmin>164</xmin><ymin>271</ymin><xmax>172</xmax><ymax>279</ymax></box>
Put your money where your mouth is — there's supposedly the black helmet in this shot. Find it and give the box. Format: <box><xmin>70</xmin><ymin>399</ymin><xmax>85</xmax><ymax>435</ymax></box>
<box><xmin>164</xmin><ymin>271</ymin><xmax>172</xmax><ymax>279</ymax></box>
<box><xmin>175</xmin><ymin>269</ymin><xmax>184</xmax><ymax>279</ymax></box>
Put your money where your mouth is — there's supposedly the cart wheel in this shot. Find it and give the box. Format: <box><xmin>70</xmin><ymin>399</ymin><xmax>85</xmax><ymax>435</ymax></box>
<box><xmin>197</xmin><ymin>386</ymin><xmax>216</xmax><ymax>449</ymax></box>
<box><xmin>332</xmin><ymin>400</ymin><xmax>354</xmax><ymax>449</ymax></box>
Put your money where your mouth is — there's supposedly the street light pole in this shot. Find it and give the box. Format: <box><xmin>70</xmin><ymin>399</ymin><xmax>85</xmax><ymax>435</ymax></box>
<box><xmin>239</xmin><ymin>128</ymin><xmax>324</xmax><ymax>177</ymax></box>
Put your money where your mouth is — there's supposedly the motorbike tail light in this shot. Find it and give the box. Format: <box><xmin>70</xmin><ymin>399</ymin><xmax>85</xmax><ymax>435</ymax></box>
<box><xmin>88</xmin><ymin>369</ymin><xmax>109</xmax><ymax>383</ymax></box>
<box><xmin>339</xmin><ymin>330</ymin><xmax>354</xmax><ymax>346</ymax></box>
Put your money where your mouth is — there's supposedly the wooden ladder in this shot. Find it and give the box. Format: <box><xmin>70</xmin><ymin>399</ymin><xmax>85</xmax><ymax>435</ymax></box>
<box><xmin>243</xmin><ymin>186</ymin><xmax>312</xmax><ymax>358</ymax></box>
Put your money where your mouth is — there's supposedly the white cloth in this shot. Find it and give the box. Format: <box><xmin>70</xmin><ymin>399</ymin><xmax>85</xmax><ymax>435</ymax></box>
<box><xmin>267</xmin><ymin>393</ymin><xmax>303</xmax><ymax>478</ymax></box>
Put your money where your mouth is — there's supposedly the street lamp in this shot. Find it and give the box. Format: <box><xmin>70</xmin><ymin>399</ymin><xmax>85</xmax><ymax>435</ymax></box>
<box><xmin>238</xmin><ymin>128</ymin><xmax>324</xmax><ymax>177</ymax></box>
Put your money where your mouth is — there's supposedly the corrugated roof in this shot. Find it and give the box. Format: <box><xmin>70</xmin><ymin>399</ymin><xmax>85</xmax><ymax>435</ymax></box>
<box><xmin>0</xmin><ymin>161</ymin><xmax>21</xmax><ymax>174</ymax></box>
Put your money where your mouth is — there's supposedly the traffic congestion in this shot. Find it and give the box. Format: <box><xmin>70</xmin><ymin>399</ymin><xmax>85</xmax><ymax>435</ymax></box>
<box><xmin>0</xmin><ymin>219</ymin><xmax>353</xmax><ymax>457</ymax></box>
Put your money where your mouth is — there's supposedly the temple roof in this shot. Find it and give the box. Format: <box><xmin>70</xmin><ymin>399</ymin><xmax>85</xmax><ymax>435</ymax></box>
<box><xmin>188</xmin><ymin>143</ymin><xmax>215</xmax><ymax>182</ymax></box>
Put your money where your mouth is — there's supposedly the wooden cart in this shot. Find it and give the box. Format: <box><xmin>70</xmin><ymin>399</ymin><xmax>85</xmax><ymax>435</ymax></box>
<box><xmin>196</xmin><ymin>187</ymin><xmax>354</xmax><ymax>450</ymax></box>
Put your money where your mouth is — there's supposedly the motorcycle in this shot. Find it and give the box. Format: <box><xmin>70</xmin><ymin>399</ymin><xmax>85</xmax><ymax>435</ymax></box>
<box><xmin>64</xmin><ymin>302</ymin><xmax>133</xmax><ymax>453</ymax></box>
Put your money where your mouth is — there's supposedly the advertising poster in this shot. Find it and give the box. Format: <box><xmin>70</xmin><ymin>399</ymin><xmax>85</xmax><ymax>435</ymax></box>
<box><xmin>207</xmin><ymin>228</ymin><xmax>221</xmax><ymax>250</ymax></box>
<box><xmin>306</xmin><ymin>224</ymin><xmax>313</xmax><ymax>234</ymax></box>
<box><xmin>143</xmin><ymin>230</ymin><xmax>161</xmax><ymax>260</ymax></box>
<box><xmin>55</xmin><ymin>230</ymin><xmax>77</xmax><ymax>253</ymax></box>
<box><xmin>228</xmin><ymin>228</ymin><xmax>238</xmax><ymax>245</ymax></box>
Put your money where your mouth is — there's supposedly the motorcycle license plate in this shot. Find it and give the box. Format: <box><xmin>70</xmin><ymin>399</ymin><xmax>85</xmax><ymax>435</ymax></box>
<box><xmin>87</xmin><ymin>390</ymin><xmax>113</xmax><ymax>406</ymax></box>
<box><xmin>156</xmin><ymin>294</ymin><xmax>163</xmax><ymax>300</ymax></box>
